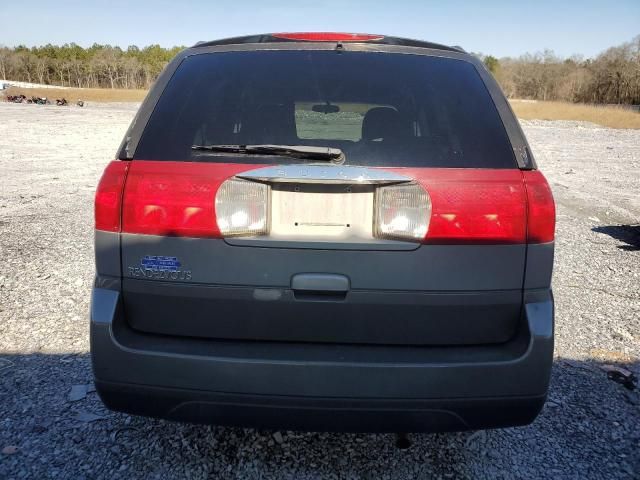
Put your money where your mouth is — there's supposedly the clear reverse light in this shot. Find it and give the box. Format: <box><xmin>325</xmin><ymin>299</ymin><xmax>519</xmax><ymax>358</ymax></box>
<box><xmin>215</xmin><ymin>179</ymin><xmax>269</xmax><ymax>236</ymax></box>
<box><xmin>374</xmin><ymin>183</ymin><xmax>431</xmax><ymax>241</ymax></box>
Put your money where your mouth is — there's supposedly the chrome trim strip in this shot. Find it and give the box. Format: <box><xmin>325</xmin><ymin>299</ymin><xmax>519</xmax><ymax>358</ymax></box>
<box><xmin>236</xmin><ymin>165</ymin><xmax>411</xmax><ymax>185</ymax></box>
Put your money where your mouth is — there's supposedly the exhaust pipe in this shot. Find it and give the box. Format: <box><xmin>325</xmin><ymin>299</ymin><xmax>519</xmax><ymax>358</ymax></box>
<box><xmin>395</xmin><ymin>433</ymin><xmax>412</xmax><ymax>450</ymax></box>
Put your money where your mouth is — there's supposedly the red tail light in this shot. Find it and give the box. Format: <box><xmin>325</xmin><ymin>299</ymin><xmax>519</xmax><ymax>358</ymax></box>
<box><xmin>388</xmin><ymin>168</ymin><xmax>555</xmax><ymax>245</ymax></box>
<box><xmin>95</xmin><ymin>160</ymin><xmax>130</xmax><ymax>232</ymax></box>
<box><xmin>404</xmin><ymin>169</ymin><xmax>528</xmax><ymax>244</ymax></box>
<box><xmin>522</xmin><ymin>170</ymin><xmax>555</xmax><ymax>243</ymax></box>
<box><xmin>272</xmin><ymin>32</ymin><xmax>384</xmax><ymax>42</ymax></box>
<box><xmin>100</xmin><ymin>160</ymin><xmax>555</xmax><ymax>245</ymax></box>
<box><xmin>121</xmin><ymin>161</ymin><xmax>261</xmax><ymax>238</ymax></box>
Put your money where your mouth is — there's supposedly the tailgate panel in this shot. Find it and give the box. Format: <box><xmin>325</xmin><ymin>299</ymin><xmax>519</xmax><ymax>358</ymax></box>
<box><xmin>123</xmin><ymin>278</ymin><xmax>522</xmax><ymax>345</ymax></box>
<box><xmin>120</xmin><ymin>235</ymin><xmax>526</xmax><ymax>345</ymax></box>
<box><xmin>121</xmin><ymin>235</ymin><xmax>525</xmax><ymax>291</ymax></box>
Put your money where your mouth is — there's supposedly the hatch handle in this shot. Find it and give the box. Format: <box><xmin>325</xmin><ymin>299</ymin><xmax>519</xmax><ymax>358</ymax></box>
<box><xmin>291</xmin><ymin>273</ymin><xmax>350</xmax><ymax>292</ymax></box>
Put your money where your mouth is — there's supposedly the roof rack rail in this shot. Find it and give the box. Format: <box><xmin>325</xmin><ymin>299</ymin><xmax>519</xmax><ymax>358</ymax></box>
<box><xmin>192</xmin><ymin>33</ymin><xmax>466</xmax><ymax>54</ymax></box>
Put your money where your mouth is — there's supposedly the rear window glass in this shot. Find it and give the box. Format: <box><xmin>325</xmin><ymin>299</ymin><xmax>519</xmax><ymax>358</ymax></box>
<box><xmin>134</xmin><ymin>51</ymin><xmax>516</xmax><ymax>168</ymax></box>
<box><xmin>295</xmin><ymin>102</ymin><xmax>392</xmax><ymax>142</ymax></box>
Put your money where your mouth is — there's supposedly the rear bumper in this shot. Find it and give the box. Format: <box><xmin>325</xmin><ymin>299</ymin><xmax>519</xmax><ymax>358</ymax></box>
<box><xmin>90</xmin><ymin>287</ymin><xmax>554</xmax><ymax>433</ymax></box>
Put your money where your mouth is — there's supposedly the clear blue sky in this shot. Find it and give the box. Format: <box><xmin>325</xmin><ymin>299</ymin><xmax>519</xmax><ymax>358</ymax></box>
<box><xmin>1</xmin><ymin>0</ymin><xmax>638</xmax><ymax>58</ymax></box>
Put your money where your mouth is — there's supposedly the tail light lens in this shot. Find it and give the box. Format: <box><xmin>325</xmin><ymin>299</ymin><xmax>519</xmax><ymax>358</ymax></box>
<box><xmin>388</xmin><ymin>169</ymin><xmax>529</xmax><ymax>244</ymax></box>
<box><xmin>215</xmin><ymin>179</ymin><xmax>270</xmax><ymax>236</ymax></box>
<box><xmin>386</xmin><ymin>168</ymin><xmax>555</xmax><ymax>245</ymax></box>
<box><xmin>523</xmin><ymin>170</ymin><xmax>555</xmax><ymax>243</ymax></box>
<box><xmin>121</xmin><ymin>161</ymin><xmax>262</xmax><ymax>238</ymax></box>
<box><xmin>95</xmin><ymin>160</ymin><xmax>129</xmax><ymax>232</ymax></box>
<box><xmin>106</xmin><ymin>161</ymin><xmax>554</xmax><ymax>245</ymax></box>
<box><xmin>374</xmin><ymin>183</ymin><xmax>431</xmax><ymax>241</ymax></box>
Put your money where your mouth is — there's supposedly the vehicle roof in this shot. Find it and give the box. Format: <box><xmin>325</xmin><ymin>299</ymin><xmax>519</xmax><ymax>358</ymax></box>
<box><xmin>192</xmin><ymin>33</ymin><xmax>465</xmax><ymax>54</ymax></box>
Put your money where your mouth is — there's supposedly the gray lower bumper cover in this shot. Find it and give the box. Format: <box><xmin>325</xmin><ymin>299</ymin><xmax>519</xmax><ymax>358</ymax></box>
<box><xmin>90</xmin><ymin>288</ymin><xmax>554</xmax><ymax>432</ymax></box>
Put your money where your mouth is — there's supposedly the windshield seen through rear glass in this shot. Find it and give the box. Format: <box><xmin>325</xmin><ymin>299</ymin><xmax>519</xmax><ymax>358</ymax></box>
<box><xmin>134</xmin><ymin>50</ymin><xmax>516</xmax><ymax>168</ymax></box>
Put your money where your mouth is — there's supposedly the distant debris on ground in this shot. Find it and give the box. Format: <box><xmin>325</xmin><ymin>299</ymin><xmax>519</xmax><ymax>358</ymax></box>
<box><xmin>5</xmin><ymin>93</ymin><xmax>85</xmax><ymax>107</ymax></box>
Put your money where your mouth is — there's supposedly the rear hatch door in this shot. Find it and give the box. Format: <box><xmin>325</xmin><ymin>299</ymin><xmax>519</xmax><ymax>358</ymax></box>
<box><xmin>118</xmin><ymin>48</ymin><xmax>528</xmax><ymax>346</ymax></box>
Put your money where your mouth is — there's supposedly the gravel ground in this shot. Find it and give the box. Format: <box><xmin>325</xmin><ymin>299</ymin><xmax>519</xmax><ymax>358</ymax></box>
<box><xmin>0</xmin><ymin>102</ymin><xmax>638</xmax><ymax>479</ymax></box>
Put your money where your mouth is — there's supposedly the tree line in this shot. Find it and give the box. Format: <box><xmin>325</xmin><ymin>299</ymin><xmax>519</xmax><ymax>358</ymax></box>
<box><xmin>1</xmin><ymin>37</ymin><xmax>639</xmax><ymax>105</ymax></box>
<box><xmin>0</xmin><ymin>43</ymin><xmax>184</xmax><ymax>89</ymax></box>
<box><xmin>481</xmin><ymin>35</ymin><xmax>640</xmax><ymax>105</ymax></box>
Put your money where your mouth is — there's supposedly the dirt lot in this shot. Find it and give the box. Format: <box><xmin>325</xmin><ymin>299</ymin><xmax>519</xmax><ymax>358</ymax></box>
<box><xmin>0</xmin><ymin>102</ymin><xmax>638</xmax><ymax>479</ymax></box>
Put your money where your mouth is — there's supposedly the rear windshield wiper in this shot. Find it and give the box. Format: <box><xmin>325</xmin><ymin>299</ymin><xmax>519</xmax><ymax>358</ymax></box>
<box><xmin>191</xmin><ymin>144</ymin><xmax>345</xmax><ymax>163</ymax></box>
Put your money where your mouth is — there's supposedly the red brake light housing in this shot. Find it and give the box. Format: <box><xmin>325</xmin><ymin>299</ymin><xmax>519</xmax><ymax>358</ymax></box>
<box><xmin>272</xmin><ymin>32</ymin><xmax>384</xmax><ymax>42</ymax></box>
<box><xmin>120</xmin><ymin>161</ymin><xmax>262</xmax><ymax>238</ymax></box>
<box><xmin>386</xmin><ymin>168</ymin><xmax>555</xmax><ymax>245</ymax></box>
<box><xmin>522</xmin><ymin>170</ymin><xmax>555</xmax><ymax>243</ymax></box>
<box><xmin>394</xmin><ymin>169</ymin><xmax>528</xmax><ymax>244</ymax></box>
<box><xmin>96</xmin><ymin>160</ymin><xmax>555</xmax><ymax>245</ymax></box>
<box><xmin>95</xmin><ymin>160</ymin><xmax>130</xmax><ymax>232</ymax></box>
